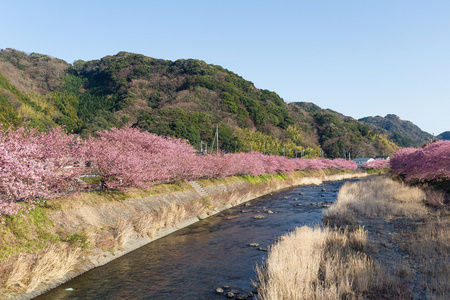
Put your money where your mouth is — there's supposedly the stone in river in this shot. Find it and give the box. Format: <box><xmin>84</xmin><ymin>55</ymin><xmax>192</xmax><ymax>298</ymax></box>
<box><xmin>215</xmin><ymin>287</ymin><xmax>224</xmax><ymax>294</ymax></box>
<box><xmin>267</xmin><ymin>210</ymin><xmax>274</xmax><ymax>214</ymax></box>
<box><xmin>249</xmin><ymin>243</ymin><xmax>260</xmax><ymax>247</ymax></box>
<box><xmin>253</xmin><ymin>214</ymin><xmax>265</xmax><ymax>219</ymax></box>
<box><xmin>226</xmin><ymin>292</ymin><xmax>235</xmax><ymax>298</ymax></box>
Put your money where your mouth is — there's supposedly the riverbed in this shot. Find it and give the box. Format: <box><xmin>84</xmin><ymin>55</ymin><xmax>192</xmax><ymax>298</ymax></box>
<box><xmin>36</xmin><ymin>179</ymin><xmax>358</xmax><ymax>299</ymax></box>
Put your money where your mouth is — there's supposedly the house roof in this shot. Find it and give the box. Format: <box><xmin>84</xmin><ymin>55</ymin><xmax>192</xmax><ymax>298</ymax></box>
<box><xmin>353</xmin><ymin>158</ymin><xmax>374</xmax><ymax>162</ymax></box>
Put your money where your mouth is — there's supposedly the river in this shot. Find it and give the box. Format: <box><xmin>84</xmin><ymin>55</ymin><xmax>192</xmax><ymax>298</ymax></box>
<box><xmin>36</xmin><ymin>179</ymin><xmax>358</xmax><ymax>300</ymax></box>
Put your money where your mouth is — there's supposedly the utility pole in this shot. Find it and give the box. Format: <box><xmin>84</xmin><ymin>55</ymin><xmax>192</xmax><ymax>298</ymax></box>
<box><xmin>215</xmin><ymin>125</ymin><xmax>219</xmax><ymax>154</ymax></box>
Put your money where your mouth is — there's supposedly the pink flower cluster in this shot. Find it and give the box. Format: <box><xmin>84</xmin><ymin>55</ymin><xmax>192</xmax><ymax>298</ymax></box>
<box><xmin>0</xmin><ymin>126</ymin><xmax>86</xmax><ymax>215</ymax></box>
<box><xmin>390</xmin><ymin>140</ymin><xmax>450</xmax><ymax>182</ymax></box>
<box><xmin>0</xmin><ymin>126</ymin><xmax>357</xmax><ymax>215</ymax></box>
<box><xmin>363</xmin><ymin>159</ymin><xmax>390</xmax><ymax>170</ymax></box>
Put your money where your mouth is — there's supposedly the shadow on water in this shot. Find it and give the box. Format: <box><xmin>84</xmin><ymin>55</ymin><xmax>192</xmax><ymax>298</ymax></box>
<box><xmin>36</xmin><ymin>179</ymin><xmax>359</xmax><ymax>300</ymax></box>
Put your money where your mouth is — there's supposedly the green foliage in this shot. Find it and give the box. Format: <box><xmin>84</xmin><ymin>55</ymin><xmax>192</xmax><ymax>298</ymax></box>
<box><xmin>312</xmin><ymin>112</ymin><xmax>396</xmax><ymax>158</ymax></box>
<box><xmin>0</xmin><ymin>49</ymin><xmax>408</xmax><ymax>157</ymax></box>
<box><xmin>0</xmin><ymin>73</ymin><xmax>42</xmax><ymax>112</ymax></box>
<box><xmin>359</xmin><ymin>114</ymin><xmax>433</xmax><ymax>147</ymax></box>
<box><xmin>0</xmin><ymin>206</ymin><xmax>59</xmax><ymax>258</ymax></box>
<box><xmin>438</xmin><ymin>131</ymin><xmax>450</xmax><ymax>140</ymax></box>
<box><xmin>67</xmin><ymin>232</ymin><xmax>89</xmax><ymax>249</ymax></box>
<box><xmin>137</xmin><ymin>108</ymin><xmax>211</xmax><ymax>146</ymax></box>
<box><xmin>0</xmin><ymin>94</ymin><xmax>22</xmax><ymax>127</ymax></box>
<box><xmin>52</xmin><ymin>92</ymin><xmax>83</xmax><ymax>132</ymax></box>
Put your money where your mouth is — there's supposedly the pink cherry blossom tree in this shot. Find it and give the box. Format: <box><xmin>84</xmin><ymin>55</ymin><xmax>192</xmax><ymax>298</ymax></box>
<box><xmin>364</xmin><ymin>159</ymin><xmax>390</xmax><ymax>170</ymax></box>
<box><xmin>391</xmin><ymin>141</ymin><xmax>450</xmax><ymax>182</ymax></box>
<box><xmin>0</xmin><ymin>126</ymin><xmax>86</xmax><ymax>215</ymax></box>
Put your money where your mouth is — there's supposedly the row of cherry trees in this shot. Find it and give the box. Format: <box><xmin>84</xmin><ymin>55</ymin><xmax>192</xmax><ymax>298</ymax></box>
<box><xmin>390</xmin><ymin>140</ymin><xmax>450</xmax><ymax>182</ymax></box>
<box><xmin>0</xmin><ymin>126</ymin><xmax>357</xmax><ymax>215</ymax></box>
<box><xmin>363</xmin><ymin>159</ymin><xmax>391</xmax><ymax>170</ymax></box>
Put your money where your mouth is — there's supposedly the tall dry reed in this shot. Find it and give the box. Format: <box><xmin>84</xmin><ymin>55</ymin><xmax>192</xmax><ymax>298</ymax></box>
<box><xmin>4</xmin><ymin>244</ymin><xmax>81</xmax><ymax>293</ymax></box>
<box><xmin>256</xmin><ymin>226</ymin><xmax>393</xmax><ymax>300</ymax></box>
<box><xmin>324</xmin><ymin>176</ymin><xmax>427</xmax><ymax>225</ymax></box>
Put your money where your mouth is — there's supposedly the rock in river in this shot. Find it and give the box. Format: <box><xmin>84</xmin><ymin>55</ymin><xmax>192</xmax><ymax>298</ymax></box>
<box><xmin>253</xmin><ymin>214</ymin><xmax>265</xmax><ymax>219</ymax></box>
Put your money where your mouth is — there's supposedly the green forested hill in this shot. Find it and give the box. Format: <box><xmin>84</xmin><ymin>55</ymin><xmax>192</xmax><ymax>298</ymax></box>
<box><xmin>358</xmin><ymin>114</ymin><xmax>433</xmax><ymax>147</ymax></box>
<box><xmin>291</xmin><ymin>102</ymin><xmax>399</xmax><ymax>158</ymax></box>
<box><xmin>437</xmin><ymin>131</ymin><xmax>450</xmax><ymax>141</ymax></box>
<box><xmin>0</xmin><ymin>48</ymin><xmax>416</xmax><ymax>158</ymax></box>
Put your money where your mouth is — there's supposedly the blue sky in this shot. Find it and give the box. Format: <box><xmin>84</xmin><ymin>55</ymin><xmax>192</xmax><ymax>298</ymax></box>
<box><xmin>1</xmin><ymin>0</ymin><xmax>449</xmax><ymax>135</ymax></box>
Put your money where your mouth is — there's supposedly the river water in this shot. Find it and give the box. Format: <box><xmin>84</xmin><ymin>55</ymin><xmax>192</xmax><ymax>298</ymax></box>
<box><xmin>37</xmin><ymin>179</ymin><xmax>358</xmax><ymax>300</ymax></box>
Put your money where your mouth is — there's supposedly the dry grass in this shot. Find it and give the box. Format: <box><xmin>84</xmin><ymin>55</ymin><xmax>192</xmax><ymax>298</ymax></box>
<box><xmin>258</xmin><ymin>176</ymin><xmax>450</xmax><ymax>299</ymax></box>
<box><xmin>112</xmin><ymin>219</ymin><xmax>135</xmax><ymax>249</ymax></box>
<box><xmin>425</xmin><ymin>190</ymin><xmax>447</xmax><ymax>208</ymax></box>
<box><xmin>3</xmin><ymin>243</ymin><xmax>81</xmax><ymax>294</ymax></box>
<box><xmin>323</xmin><ymin>175</ymin><xmax>450</xmax><ymax>299</ymax></box>
<box><xmin>256</xmin><ymin>226</ymin><xmax>395</xmax><ymax>300</ymax></box>
<box><xmin>133</xmin><ymin>214</ymin><xmax>155</xmax><ymax>238</ymax></box>
<box><xmin>397</xmin><ymin>215</ymin><xmax>450</xmax><ymax>298</ymax></box>
<box><xmin>324</xmin><ymin>176</ymin><xmax>427</xmax><ymax>225</ymax></box>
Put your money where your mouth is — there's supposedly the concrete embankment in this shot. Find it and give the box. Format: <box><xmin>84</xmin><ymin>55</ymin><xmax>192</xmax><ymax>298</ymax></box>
<box><xmin>2</xmin><ymin>170</ymin><xmax>367</xmax><ymax>299</ymax></box>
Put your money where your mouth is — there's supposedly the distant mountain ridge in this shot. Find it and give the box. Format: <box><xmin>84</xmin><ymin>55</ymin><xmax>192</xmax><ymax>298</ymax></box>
<box><xmin>358</xmin><ymin>114</ymin><xmax>434</xmax><ymax>147</ymax></box>
<box><xmin>438</xmin><ymin>131</ymin><xmax>450</xmax><ymax>140</ymax></box>
<box><xmin>0</xmin><ymin>48</ymin><xmax>438</xmax><ymax>158</ymax></box>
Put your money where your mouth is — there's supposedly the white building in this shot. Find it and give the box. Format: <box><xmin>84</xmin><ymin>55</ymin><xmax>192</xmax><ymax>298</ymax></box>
<box><xmin>353</xmin><ymin>158</ymin><xmax>374</xmax><ymax>167</ymax></box>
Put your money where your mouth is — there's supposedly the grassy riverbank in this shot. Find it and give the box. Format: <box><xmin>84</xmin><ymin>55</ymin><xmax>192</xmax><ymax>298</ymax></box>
<box><xmin>256</xmin><ymin>176</ymin><xmax>449</xmax><ymax>299</ymax></box>
<box><xmin>0</xmin><ymin>169</ymin><xmax>363</xmax><ymax>299</ymax></box>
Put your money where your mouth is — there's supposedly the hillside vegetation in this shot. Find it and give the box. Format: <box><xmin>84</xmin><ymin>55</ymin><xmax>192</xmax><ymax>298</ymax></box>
<box><xmin>359</xmin><ymin>114</ymin><xmax>433</xmax><ymax>147</ymax></box>
<box><xmin>0</xmin><ymin>48</ymin><xmax>416</xmax><ymax>158</ymax></box>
